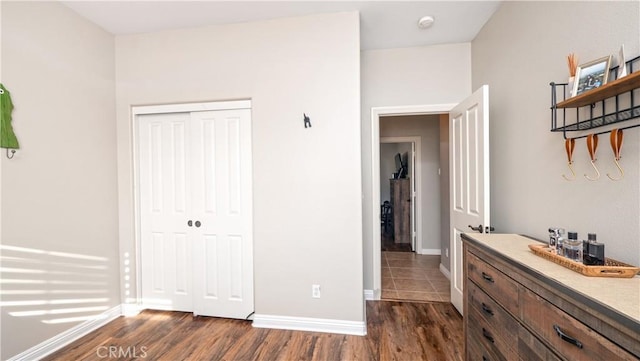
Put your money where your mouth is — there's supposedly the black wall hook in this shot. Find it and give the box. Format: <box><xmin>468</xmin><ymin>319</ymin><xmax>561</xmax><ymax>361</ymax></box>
<box><xmin>303</xmin><ymin>113</ymin><xmax>312</xmax><ymax>128</ymax></box>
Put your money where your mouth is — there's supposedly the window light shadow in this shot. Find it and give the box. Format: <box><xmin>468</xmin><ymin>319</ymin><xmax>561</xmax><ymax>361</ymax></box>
<box><xmin>0</xmin><ymin>244</ymin><xmax>113</xmax><ymax>326</ymax></box>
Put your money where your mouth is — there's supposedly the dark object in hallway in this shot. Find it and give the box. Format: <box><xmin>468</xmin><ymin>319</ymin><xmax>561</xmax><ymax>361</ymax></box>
<box><xmin>390</xmin><ymin>178</ymin><xmax>411</xmax><ymax>244</ymax></box>
<box><xmin>44</xmin><ymin>301</ymin><xmax>464</xmax><ymax>361</ymax></box>
<box><xmin>381</xmin><ymin>200</ymin><xmax>392</xmax><ymax>233</ymax></box>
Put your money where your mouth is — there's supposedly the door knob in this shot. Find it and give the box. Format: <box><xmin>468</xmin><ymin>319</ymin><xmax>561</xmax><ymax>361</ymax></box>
<box><xmin>468</xmin><ymin>224</ymin><xmax>483</xmax><ymax>233</ymax></box>
<box><xmin>187</xmin><ymin>220</ymin><xmax>193</xmax><ymax>227</ymax></box>
<box><xmin>195</xmin><ymin>221</ymin><xmax>201</xmax><ymax>228</ymax></box>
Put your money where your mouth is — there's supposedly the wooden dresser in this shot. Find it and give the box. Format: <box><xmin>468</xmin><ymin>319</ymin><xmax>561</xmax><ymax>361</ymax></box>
<box><xmin>462</xmin><ymin>233</ymin><xmax>640</xmax><ymax>361</ymax></box>
<box><xmin>390</xmin><ymin>178</ymin><xmax>410</xmax><ymax>244</ymax></box>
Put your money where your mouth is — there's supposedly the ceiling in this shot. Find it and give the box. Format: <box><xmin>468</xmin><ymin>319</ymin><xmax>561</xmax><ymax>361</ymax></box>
<box><xmin>61</xmin><ymin>1</ymin><xmax>502</xmax><ymax>50</ymax></box>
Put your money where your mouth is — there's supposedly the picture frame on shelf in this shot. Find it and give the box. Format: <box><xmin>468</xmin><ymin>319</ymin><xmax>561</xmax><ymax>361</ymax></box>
<box><xmin>573</xmin><ymin>55</ymin><xmax>612</xmax><ymax>96</ymax></box>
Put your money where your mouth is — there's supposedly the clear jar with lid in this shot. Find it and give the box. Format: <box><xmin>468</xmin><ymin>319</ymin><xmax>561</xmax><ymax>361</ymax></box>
<box><xmin>564</xmin><ymin>231</ymin><xmax>582</xmax><ymax>262</ymax></box>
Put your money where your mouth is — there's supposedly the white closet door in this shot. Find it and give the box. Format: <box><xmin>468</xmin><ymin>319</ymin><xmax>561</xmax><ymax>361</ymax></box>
<box><xmin>191</xmin><ymin>109</ymin><xmax>254</xmax><ymax>319</ymax></box>
<box><xmin>137</xmin><ymin>106</ymin><xmax>254</xmax><ymax>320</ymax></box>
<box><xmin>138</xmin><ymin>112</ymin><xmax>194</xmax><ymax>312</ymax></box>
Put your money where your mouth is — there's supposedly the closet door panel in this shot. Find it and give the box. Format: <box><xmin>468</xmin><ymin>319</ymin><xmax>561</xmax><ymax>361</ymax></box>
<box><xmin>138</xmin><ymin>112</ymin><xmax>193</xmax><ymax>312</ymax></box>
<box><xmin>192</xmin><ymin>109</ymin><xmax>254</xmax><ymax>319</ymax></box>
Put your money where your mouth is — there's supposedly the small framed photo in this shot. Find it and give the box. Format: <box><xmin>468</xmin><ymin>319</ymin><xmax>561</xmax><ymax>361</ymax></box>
<box><xmin>573</xmin><ymin>55</ymin><xmax>612</xmax><ymax>96</ymax></box>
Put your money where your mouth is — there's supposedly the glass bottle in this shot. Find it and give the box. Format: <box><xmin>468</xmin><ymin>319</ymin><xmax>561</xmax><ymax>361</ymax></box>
<box><xmin>564</xmin><ymin>231</ymin><xmax>582</xmax><ymax>262</ymax></box>
<box><xmin>548</xmin><ymin>228</ymin><xmax>564</xmax><ymax>253</ymax></box>
<box><xmin>583</xmin><ymin>233</ymin><xmax>605</xmax><ymax>265</ymax></box>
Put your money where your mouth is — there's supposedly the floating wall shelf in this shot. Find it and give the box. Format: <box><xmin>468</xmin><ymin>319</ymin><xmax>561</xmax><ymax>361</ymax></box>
<box><xmin>550</xmin><ymin>55</ymin><xmax>640</xmax><ymax>140</ymax></box>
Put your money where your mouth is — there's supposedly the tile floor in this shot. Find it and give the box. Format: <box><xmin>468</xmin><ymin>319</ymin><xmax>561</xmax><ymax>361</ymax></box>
<box><xmin>381</xmin><ymin>251</ymin><xmax>451</xmax><ymax>303</ymax></box>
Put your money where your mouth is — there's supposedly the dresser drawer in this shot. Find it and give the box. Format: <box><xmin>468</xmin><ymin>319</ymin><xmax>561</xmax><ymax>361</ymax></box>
<box><xmin>521</xmin><ymin>288</ymin><xmax>637</xmax><ymax>361</ymax></box>
<box><xmin>467</xmin><ymin>251</ymin><xmax>519</xmax><ymax>315</ymax></box>
<box><xmin>466</xmin><ymin>334</ymin><xmax>495</xmax><ymax>361</ymax></box>
<box><xmin>518</xmin><ymin>325</ymin><xmax>562</xmax><ymax>361</ymax></box>
<box><xmin>467</xmin><ymin>308</ymin><xmax>518</xmax><ymax>361</ymax></box>
<box><xmin>467</xmin><ymin>280</ymin><xmax>518</xmax><ymax>347</ymax></box>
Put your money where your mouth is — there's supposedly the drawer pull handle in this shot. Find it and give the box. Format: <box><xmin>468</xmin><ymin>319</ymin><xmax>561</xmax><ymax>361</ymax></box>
<box><xmin>553</xmin><ymin>324</ymin><xmax>583</xmax><ymax>349</ymax></box>
<box><xmin>482</xmin><ymin>328</ymin><xmax>495</xmax><ymax>344</ymax></box>
<box><xmin>481</xmin><ymin>272</ymin><xmax>495</xmax><ymax>283</ymax></box>
<box><xmin>481</xmin><ymin>303</ymin><xmax>494</xmax><ymax>316</ymax></box>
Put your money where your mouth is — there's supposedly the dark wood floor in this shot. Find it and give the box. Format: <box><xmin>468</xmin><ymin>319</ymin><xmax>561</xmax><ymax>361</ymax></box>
<box><xmin>44</xmin><ymin>301</ymin><xmax>463</xmax><ymax>361</ymax></box>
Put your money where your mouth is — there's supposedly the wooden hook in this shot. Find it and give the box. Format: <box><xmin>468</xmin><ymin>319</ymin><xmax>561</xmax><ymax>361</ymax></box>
<box><xmin>607</xmin><ymin>129</ymin><xmax>624</xmax><ymax>181</ymax></box>
<box><xmin>562</xmin><ymin>138</ymin><xmax>576</xmax><ymax>181</ymax></box>
<box><xmin>584</xmin><ymin>134</ymin><xmax>600</xmax><ymax>181</ymax></box>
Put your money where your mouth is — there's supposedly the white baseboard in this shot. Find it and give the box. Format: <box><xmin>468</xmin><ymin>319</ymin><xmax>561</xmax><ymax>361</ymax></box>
<box><xmin>439</xmin><ymin>263</ymin><xmax>451</xmax><ymax>280</ymax></box>
<box><xmin>420</xmin><ymin>248</ymin><xmax>442</xmax><ymax>255</ymax></box>
<box><xmin>121</xmin><ymin>303</ymin><xmax>143</xmax><ymax>317</ymax></box>
<box><xmin>253</xmin><ymin>314</ymin><xmax>366</xmax><ymax>336</ymax></box>
<box><xmin>8</xmin><ymin>305</ymin><xmax>122</xmax><ymax>361</ymax></box>
<box><xmin>364</xmin><ymin>289</ymin><xmax>375</xmax><ymax>301</ymax></box>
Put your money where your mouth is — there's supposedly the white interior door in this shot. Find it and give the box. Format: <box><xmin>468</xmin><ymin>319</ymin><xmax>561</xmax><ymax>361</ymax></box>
<box><xmin>191</xmin><ymin>109</ymin><xmax>254</xmax><ymax>319</ymax></box>
<box><xmin>449</xmin><ymin>85</ymin><xmax>490</xmax><ymax>315</ymax></box>
<box><xmin>138</xmin><ymin>105</ymin><xmax>253</xmax><ymax>320</ymax></box>
<box><xmin>138</xmin><ymin>112</ymin><xmax>193</xmax><ymax>312</ymax></box>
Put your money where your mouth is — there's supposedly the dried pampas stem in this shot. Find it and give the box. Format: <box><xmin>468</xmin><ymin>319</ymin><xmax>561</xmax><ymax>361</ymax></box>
<box><xmin>567</xmin><ymin>53</ymin><xmax>578</xmax><ymax>77</ymax></box>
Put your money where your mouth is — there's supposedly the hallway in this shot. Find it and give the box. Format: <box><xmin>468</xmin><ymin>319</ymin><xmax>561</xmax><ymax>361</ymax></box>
<box><xmin>381</xmin><ymin>251</ymin><xmax>451</xmax><ymax>302</ymax></box>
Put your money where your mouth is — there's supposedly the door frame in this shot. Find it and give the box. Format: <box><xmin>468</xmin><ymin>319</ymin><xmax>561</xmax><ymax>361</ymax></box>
<box><xmin>371</xmin><ymin>104</ymin><xmax>455</xmax><ymax>300</ymax></box>
<box><xmin>379</xmin><ymin>136</ymin><xmax>421</xmax><ymax>252</ymax></box>
<box><xmin>130</xmin><ymin>99</ymin><xmax>252</xmax><ymax>309</ymax></box>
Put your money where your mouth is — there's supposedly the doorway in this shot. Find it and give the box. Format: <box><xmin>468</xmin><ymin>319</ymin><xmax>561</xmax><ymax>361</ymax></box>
<box><xmin>378</xmin><ymin>115</ymin><xmax>448</xmax><ymax>302</ymax></box>
<box><xmin>371</xmin><ymin>86</ymin><xmax>491</xmax><ymax>311</ymax></box>
<box><xmin>380</xmin><ymin>138</ymin><xmax>418</xmax><ymax>253</ymax></box>
<box><xmin>370</xmin><ymin>104</ymin><xmax>455</xmax><ymax>301</ymax></box>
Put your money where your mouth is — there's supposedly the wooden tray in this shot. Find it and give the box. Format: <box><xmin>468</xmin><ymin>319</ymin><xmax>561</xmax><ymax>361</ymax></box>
<box><xmin>528</xmin><ymin>244</ymin><xmax>640</xmax><ymax>278</ymax></box>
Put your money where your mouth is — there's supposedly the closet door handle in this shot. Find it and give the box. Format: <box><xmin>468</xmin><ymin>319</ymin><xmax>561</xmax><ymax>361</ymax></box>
<box><xmin>187</xmin><ymin>220</ymin><xmax>193</xmax><ymax>227</ymax></box>
<box><xmin>195</xmin><ymin>221</ymin><xmax>201</xmax><ymax>228</ymax></box>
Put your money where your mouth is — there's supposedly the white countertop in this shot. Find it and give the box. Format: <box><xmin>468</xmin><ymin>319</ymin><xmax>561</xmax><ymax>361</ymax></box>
<box><xmin>463</xmin><ymin>233</ymin><xmax>640</xmax><ymax>324</ymax></box>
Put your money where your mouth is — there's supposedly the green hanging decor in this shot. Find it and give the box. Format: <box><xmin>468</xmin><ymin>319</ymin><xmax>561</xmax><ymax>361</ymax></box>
<box><xmin>0</xmin><ymin>83</ymin><xmax>19</xmax><ymax>158</ymax></box>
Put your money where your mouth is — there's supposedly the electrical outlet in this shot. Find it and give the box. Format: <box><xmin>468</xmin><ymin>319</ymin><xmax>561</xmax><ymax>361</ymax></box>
<box><xmin>445</xmin><ymin>248</ymin><xmax>449</xmax><ymax>257</ymax></box>
<box><xmin>312</xmin><ymin>284</ymin><xmax>321</xmax><ymax>298</ymax></box>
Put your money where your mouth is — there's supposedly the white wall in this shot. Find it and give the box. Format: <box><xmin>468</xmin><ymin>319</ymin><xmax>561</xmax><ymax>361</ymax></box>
<box><xmin>115</xmin><ymin>12</ymin><xmax>363</xmax><ymax>323</ymax></box>
<box><xmin>361</xmin><ymin>43</ymin><xmax>471</xmax><ymax>289</ymax></box>
<box><xmin>0</xmin><ymin>2</ymin><xmax>119</xmax><ymax>358</ymax></box>
<box><xmin>381</xmin><ymin>115</ymin><xmax>441</xmax><ymax>252</ymax></box>
<box><xmin>473</xmin><ymin>1</ymin><xmax>640</xmax><ymax>265</ymax></box>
